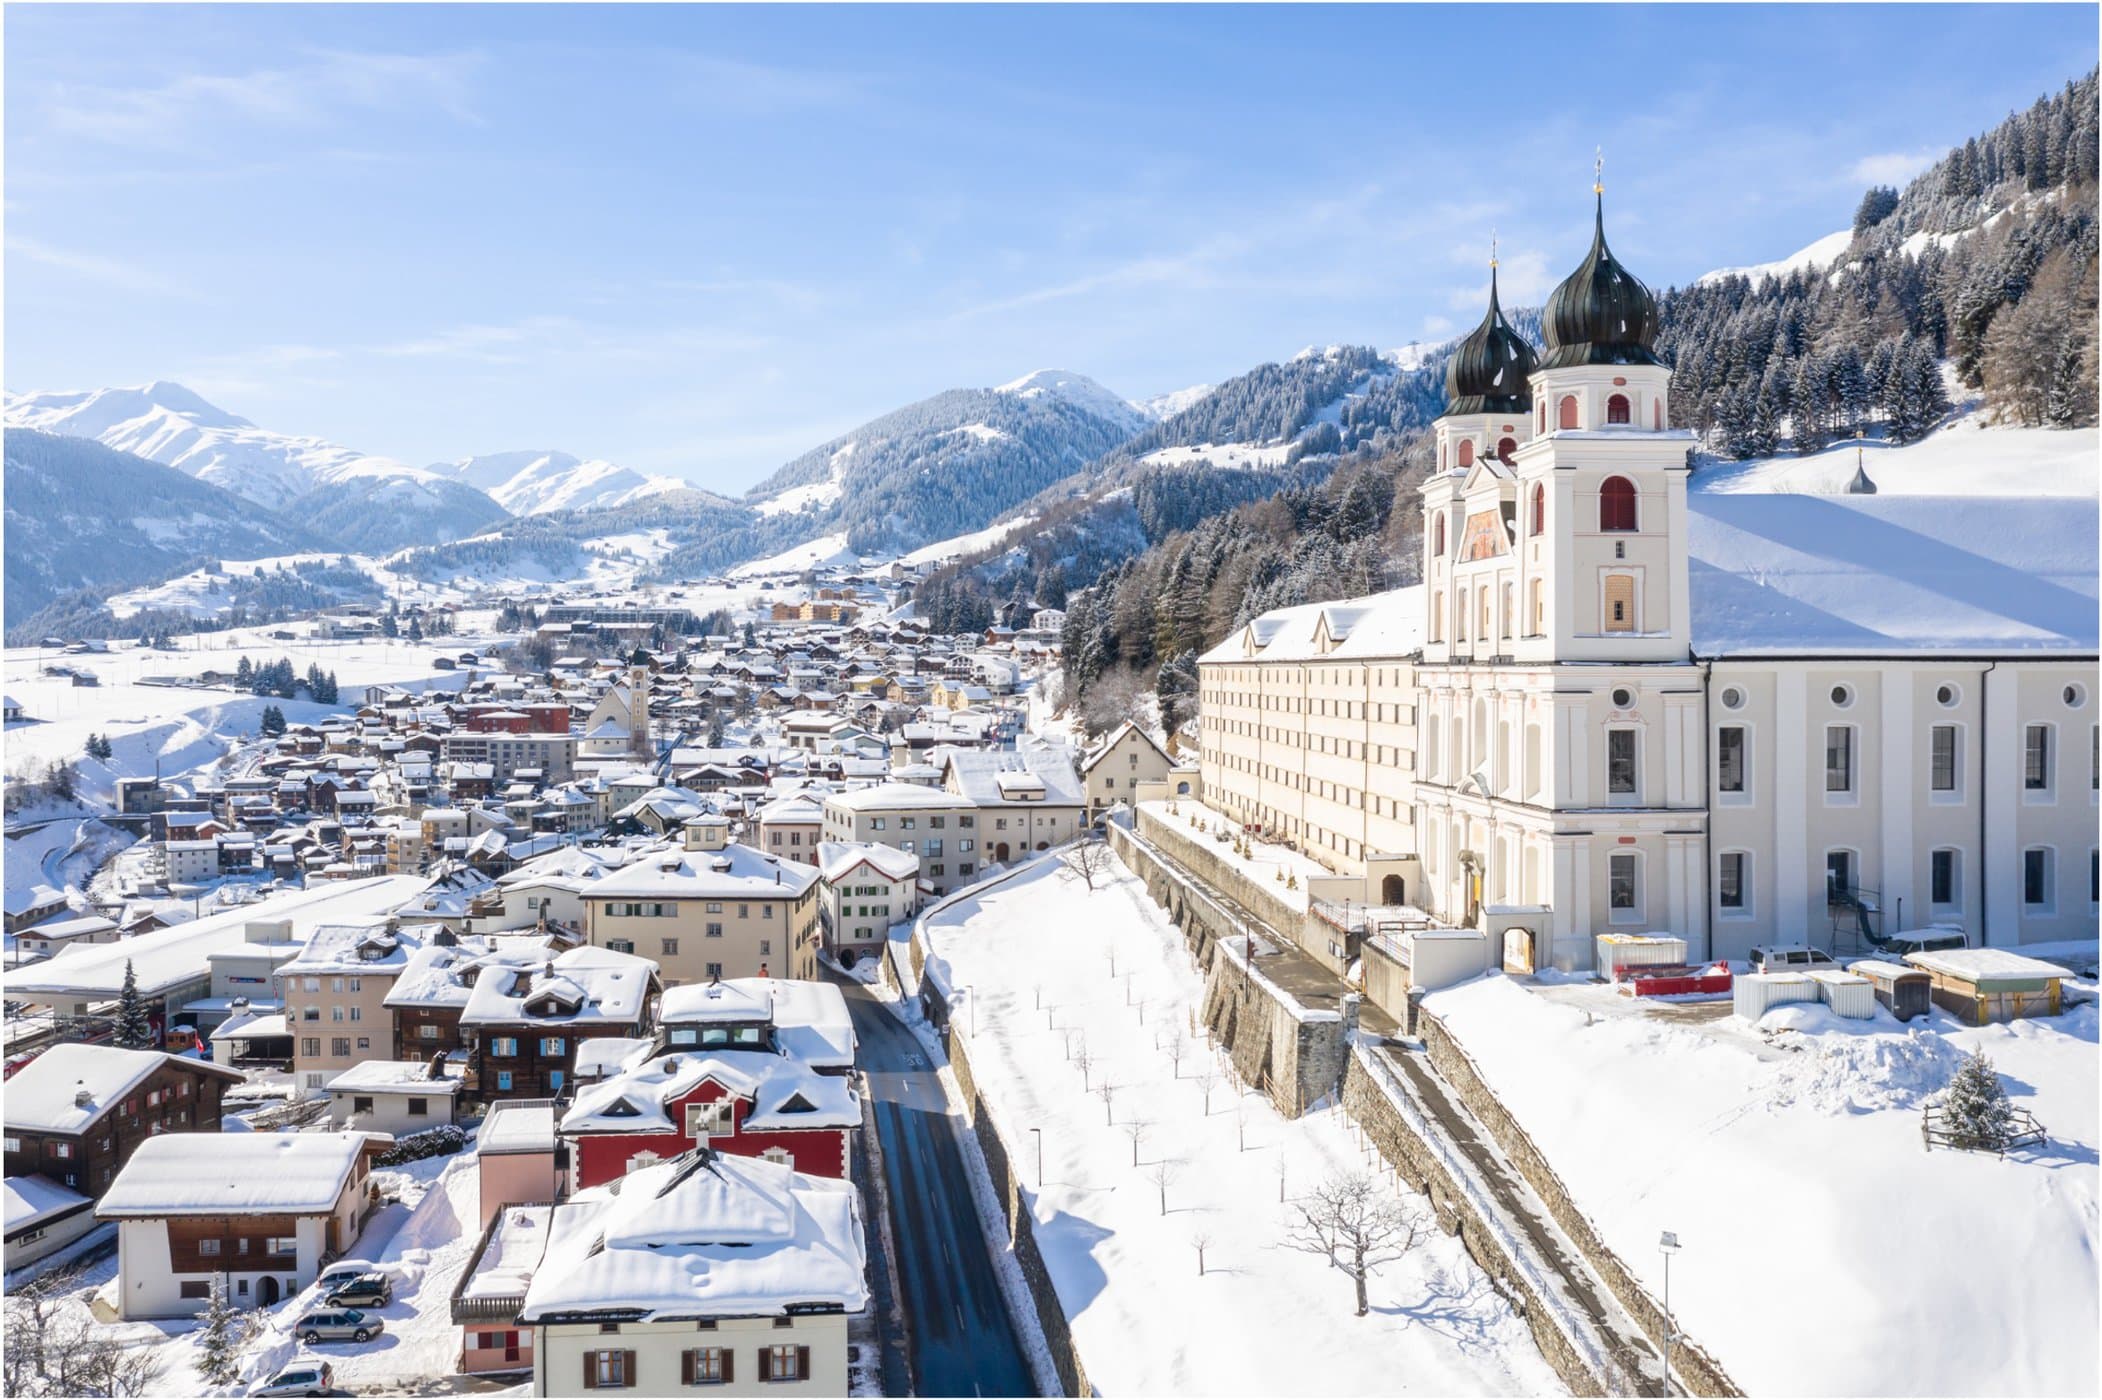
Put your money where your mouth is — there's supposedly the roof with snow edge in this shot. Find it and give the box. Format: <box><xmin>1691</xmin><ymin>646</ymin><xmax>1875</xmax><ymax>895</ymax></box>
<box><xmin>458</xmin><ymin>945</ymin><xmax>656</xmax><ymax>1027</ymax></box>
<box><xmin>325</xmin><ymin>1059</ymin><xmax>465</xmax><ymax>1095</ymax></box>
<box><xmin>659</xmin><ymin>978</ymin><xmax>856</xmax><ymax>1067</ymax></box>
<box><xmin>817</xmin><ymin>841</ymin><xmax>919</xmax><ymax>883</ymax></box>
<box><xmin>5</xmin><ymin>1043</ymin><xmax>242</xmax><ymax>1134</ymax></box>
<box><xmin>589</xmin><ymin>840</ymin><xmax>819</xmax><ymax>900</ymax></box>
<box><xmin>4</xmin><ymin>1174</ymin><xmax>92</xmax><ymax>1232</ymax></box>
<box><xmin>823</xmin><ymin>782</ymin><xmax>974</xmax><ymax>813</ymax></box>
<box><xmin>515</xmin><ymin>1151</ymin><xmax>867</xmax><ymax>1322</ymax></box>
<box><xmin>97</xmin><ymin>1131</ymin><xmax>389</xmax><ymax>1218</ymax></box>
<box><xmin>560</xmin><ymin>1047</ymin><xmax>858</xmax><ymax>1135</ymax></box>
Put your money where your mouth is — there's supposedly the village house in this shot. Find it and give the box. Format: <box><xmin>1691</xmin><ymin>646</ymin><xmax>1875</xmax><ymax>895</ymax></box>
<box><xmin>586</xmin><ymin>818</ymin><xmax>822</xmax><ymax>984</ymax></box>
<box><xmin>4</xmin><ymin>1043</ymin><xmax>245</xmax><ymax>1198</ymax></box>
<box><xmin>276</xmin><ymin>920</ymin><xmax>417</xmax><ymax>1094</ymax></box>
<box><xmin>459</xmin><ymin>946</ymin><xmax>660</xmax><ymax>1101</ymax></box>
<box><xmin>1078</xmin><ymin>719</ymin><xmax>1176</xmax><ymax>821</ymax></box>
<box><xmin>817</xmin><ymin>841</ymin><xmax>920</xmax><ymax>961</ymax></box>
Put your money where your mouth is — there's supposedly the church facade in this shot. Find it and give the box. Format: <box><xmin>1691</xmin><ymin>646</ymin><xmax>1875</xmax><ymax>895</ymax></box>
<box><xmin>1197</xmin><ymin>197</ymin><xmax>2097</xmax><ymax>971</ymax></box>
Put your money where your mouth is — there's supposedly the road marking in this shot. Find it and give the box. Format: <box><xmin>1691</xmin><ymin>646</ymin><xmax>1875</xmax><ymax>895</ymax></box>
<box><xmin>905</xmin><ymin>1054</ymin><xmax>924</xmax><ymax>1068</ymax></box>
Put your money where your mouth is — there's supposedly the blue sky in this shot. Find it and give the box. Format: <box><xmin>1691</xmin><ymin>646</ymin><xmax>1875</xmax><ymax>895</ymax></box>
<box><xmin>6</xmin><ymin>4</ymin><xmax>2094</xmax><ymax>493</ymax></box>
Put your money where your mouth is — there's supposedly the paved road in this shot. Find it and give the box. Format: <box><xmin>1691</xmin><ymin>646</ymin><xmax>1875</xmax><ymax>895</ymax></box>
<box><xmin>832</xmin><ymin>973</ymin><xmax>1037</xmax><ymax>1398</ymax></box>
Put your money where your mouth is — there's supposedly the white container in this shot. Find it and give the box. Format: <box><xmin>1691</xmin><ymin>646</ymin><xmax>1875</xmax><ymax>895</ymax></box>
<box><xmin>1733</xmin><ymin>971</ymin><xmax>1818</xmax><ymax>1021</ymax></box>
<box><xmin>1807</xmin><ymin>969</ymin><xmax>1875</xmax><ymax>1020</ymax></box>
<box><xmin>1595</xmin><ymin>934</ymin><xmax>1688</xmax><ymax>979</ymax></box>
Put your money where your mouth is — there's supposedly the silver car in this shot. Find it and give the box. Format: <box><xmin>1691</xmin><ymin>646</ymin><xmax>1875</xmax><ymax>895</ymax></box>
<box><xmin>295</xmin><ymin>1309</ymin><xmax>385</xmax><ymax>1344</ymax></box>
<box><xmin>252</xmin><ymin>1361</ymin><xmax>335</xmax><ymax>1396</ymax></box>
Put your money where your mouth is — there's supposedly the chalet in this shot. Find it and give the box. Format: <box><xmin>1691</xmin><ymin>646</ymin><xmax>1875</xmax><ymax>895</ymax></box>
<box><xmin>1078</xmin><ymin>719</ymin><xmax>1176</xmax><ymax>820</ymax></box>
<box><xmin>98</xmin><ymin>1130</ymin><xmax>392</xmax><ymax>1318</ymax></box>
<box><xmin>460</xmin><ymin>947</ymin><xmax>660</xmax><ymax>1101</ymax></box>
<box><xmin>3</xmin><ymin>1044</ymin><xmax>245</xmax><ymax>1199</ymax></box>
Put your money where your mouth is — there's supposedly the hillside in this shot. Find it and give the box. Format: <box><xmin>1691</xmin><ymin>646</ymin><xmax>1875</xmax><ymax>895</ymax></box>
<box><xmin>2</xmin><ymin>429</ymin><xmax>328</xmax><ymax>629</ymax></box>
<box><xmin>743</xmin><ymin>371</ymin><xmax>1148</xmax><ymax>554</ymax></box>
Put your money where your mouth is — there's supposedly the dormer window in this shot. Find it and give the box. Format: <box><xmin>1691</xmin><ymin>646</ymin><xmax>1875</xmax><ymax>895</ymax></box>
<box><xmin>1599</xmin><ymin>476</ymin><xmax>1638</xmax><ymax>532</ymax></box>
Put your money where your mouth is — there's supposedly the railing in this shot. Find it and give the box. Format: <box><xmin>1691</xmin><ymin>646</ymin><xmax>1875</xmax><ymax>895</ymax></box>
<box><xmin>1922</xmin><ymin>1105</ymin><xmax>2046</xmax><ymax>1157</ymax></box>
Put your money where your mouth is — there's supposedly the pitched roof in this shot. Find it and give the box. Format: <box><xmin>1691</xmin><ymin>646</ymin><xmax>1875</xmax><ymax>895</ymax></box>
<box><xmin>5</xmin><ymin>1044</ymin><xmax>242</xmax><ymax>1134</ymax></box>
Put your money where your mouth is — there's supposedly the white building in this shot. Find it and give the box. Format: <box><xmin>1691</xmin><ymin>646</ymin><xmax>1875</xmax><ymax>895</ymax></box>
<box><xmin>816</xmin><ymin>842</ymin><xmax>920</xmax><ymax>960</ymax></box>
<box><xmin>325</xmin><ymin>1058</ymin><xmax>466</xmax><ymax>1136</ymax></box>
<box><xmin>1199</xmin><ymin>199</ymin><xmax>2098</xmax><ymax>971</ymax></box>
<box><xmin>1078</xmin><ymin>720</ymin><xmax>1175</xmax><ymax>820</ymax></box>
<box><xmin>518</xmin><ymin>1149</ymin><xmax>867</xmax><ymax>1397</ymax></box>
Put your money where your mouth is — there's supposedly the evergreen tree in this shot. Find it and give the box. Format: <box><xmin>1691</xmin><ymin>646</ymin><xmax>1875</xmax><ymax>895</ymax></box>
<box><xmin>1852</xmin><ymin>184</ymin><xmax>1900</xmax><ymax>234</ymax></box>
<box><xmin>259</xmin><ymin>705</ymin><xmax>287</xmax><ymax>737</ymax></box>
<box><xmin>195</xmin><ymin>1273</ymin><xmax>246</xmax><ymax>1387</ymax></box>
<box><xmin>114</xmin><ymin>959</ymin><xmax>152</xmax><ymax>1049</ymax></box>
<box><xmin>1938</xmin><ymin>1049</ymin><xmax>2016</xmax><ymax>1149</ymax></box>
<box><xmin>235</xmin><ymin>656</ymin><xmax>253</xmax><ymax>689</ymax></box>
<box><xmin>44</xmin><ymin>760</ymin><xmax>76</xmax><ymax>802</ymax></box>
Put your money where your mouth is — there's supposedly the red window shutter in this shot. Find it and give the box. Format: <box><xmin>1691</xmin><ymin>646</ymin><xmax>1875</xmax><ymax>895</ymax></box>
<box><xmin>583</xmin><ymin>1353</ymin><xmax>598</xmax><ymax>1389</ymax></box>
<box><xmin>622</xmin><ymin>1350</ymin><xmax>636</xmax><ymax>1388</ymax></box>
<box><xmin>722</xmin><ymin>1348</ymin><xmax>735</xmax><ymax>1384</ymax></box>
<box><xmin>797</xmin><ymin>1345</ymin><xmax>810</xmax><ymax>1380</ymax></box>
<box><xmin>682</xmin><ymin>1350</ymin><xmax>696</xmax><ymax>1386</ymax></box>
<box><xmin>758</xmin><ymin>1348</ymin><xmax>772</xmax><ymax>1383</ymax></box>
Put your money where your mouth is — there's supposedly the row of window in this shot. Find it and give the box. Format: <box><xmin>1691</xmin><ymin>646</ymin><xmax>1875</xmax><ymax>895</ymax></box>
<box><xmin>583</xmin><ymin>1341</ymin><xmax>808</xmax><ymax>1389</ymax></box>
<box><xmin>1712</xmin><ymin>847</ymin><xmax>2095</xmax><ymax>914</ymax></box>
<box><xmin>302</xmin><ymin>1036</ymin><xmax>371</xmax><ymax>1058</ymax></box>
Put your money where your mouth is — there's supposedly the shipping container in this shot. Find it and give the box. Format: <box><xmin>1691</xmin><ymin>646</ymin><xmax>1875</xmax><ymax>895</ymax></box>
<box><xmin>1595</xmin><ymin>933</ymin><xmax>1688</xmax><ymax>980</ymax></box>
<box><xmin>1848</xmin><ymin>960</ymin><xmax>1933</xmax><ymax>1021</ymax></box>
<box><xmin>1732</xmin><ymin>971</ymin><xmax>1818</xmax><ymax>1021</ymax></box>
<box><xmin>1806</xmin><ymin>969</ymin><xmax>1875</xmax><ymax>1019</ymax></box>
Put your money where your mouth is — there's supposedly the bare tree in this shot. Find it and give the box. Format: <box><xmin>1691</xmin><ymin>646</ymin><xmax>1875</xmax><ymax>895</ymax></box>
<box><xmin>1066</xmin><ymin>837</ymin><xmax>1115</xmax><ymax>892</ymax></box>
<box><xmin>1148</xmin><ymin>1158</ymin><xmax>1178</xmax><ymax>1215</ymax></box>
<box><xmin>1195</xmin><ymin>1064</ymin><xmax>1219</xmax><ymax>1113</ymax></box>
<box><xmin>1123</xmin><ymin>1119</ymin><xmax>1149</xmax><ymax>1166</ymax></box>
<box><xmin>1282</xmin><ymin>1173</ymin><xmax>1433</xmax><ymax>1316</ymax></box>
<box><xmin>1191</xmin><ymin>1229</ymin><xmax>1215</xmax><ymax>1276</ymax></box>
<box><xmin>1276</xmin><ymin>1154</ymin><xmax>1290</xmax><ymax>1203</ymax></box>
<box><xmin>1165</xmin><ymin>1035</ymin><xmax>1186</xmax><ymax>1079</ymax></box>
<box><xmin>1072</xmin><ymin>1044</ymin><xmax>1093</xmax><ymax>1090</ymax></box>
<box><xmin>1096</xmin><ymin>1079</ymin><xmax>1115</xmax><ymax>1125</ymax></box>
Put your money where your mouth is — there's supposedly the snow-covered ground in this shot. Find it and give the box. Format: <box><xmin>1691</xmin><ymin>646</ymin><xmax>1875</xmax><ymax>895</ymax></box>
<box><xmin>919</xmin><ymin>853</ymin><xmax>1566</xmax><ymax>1397</ymax></box>
<box><xmin>1696</xmin><ymin>228</ymin><xmax>1855</xmax><ymax>288</ymax></box>
<box><xmin>728</xmin><ymin>532</ymin><xmax>859</xmax><ymax>579</ymax></box>
<box><xmin>1139</xmin><ymin>441</ymin><xmax>1295</xmax><ymax>472</ymax></box>
<box><xmin>899</xmin><ymin>515</ymin><xmax>1041</xmax><ymax>568</ymax></box>
<box><xmin>1422</xmin><ymin>973</ymin><xmax>2098</xmax><ymax>1397</ymax></box>
<box><xmin>1139</xmin><ymin>799</ymin><xmax>1323</xmax><ymax>913</ymax></box>
<box><xmin>1693</xmin><ymin>407</ymin><xmax>2097</xmax><ymax>498</ymax></box>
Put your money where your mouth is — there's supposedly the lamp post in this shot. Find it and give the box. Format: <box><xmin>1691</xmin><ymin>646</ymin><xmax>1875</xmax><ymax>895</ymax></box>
<box><xmin>1029</xmin><ymin>1126</ymin><xmax>1043</xmax><ymax>1187</ymax></box>
<box><xmin>1658</xmin><ymin>1230</ymin><xmax>1681</xmax><ymax>1394</ymax></box>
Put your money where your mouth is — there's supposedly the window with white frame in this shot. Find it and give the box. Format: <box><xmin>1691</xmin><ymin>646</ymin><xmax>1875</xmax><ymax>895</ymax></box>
<box><xmin>1717</xmin><ymin>852</ymin><xmax>1748</xmax><ymax>912</ymax></box>
<box><xmin>2023</xmin><ymin>848</ymin><xmax>2053</xmax><ymax>908</ymax></box>
<box><xmin>1608</xmin><ymin>852</ymin><xmax>1640</xmax><ymax>919</ymax></box>
<box><xmin>2025</xmin><ymin>725</ymin><xmax>2052</xmax><ymax>793</ymax></box>
<box><xmin>1824</xmin><ymin>726</ymin><xmax>1854</xmax><ymax>794</ymax></box>
<box><xmin>1930</xmin><ymin>849</ymin><xmax>1961</xmax><ymax>908</ymax></box>
<box><xmin>1930</xmin><ymin>725</ymin><xmax>1960</xmax><ymax>794</ymax></box>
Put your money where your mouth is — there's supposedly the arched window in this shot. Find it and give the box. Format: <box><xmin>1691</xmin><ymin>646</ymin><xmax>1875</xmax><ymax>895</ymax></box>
<box><xmin>1531</xmin><ymin>483</ymin><xmax>1545</xmax><ymax>535</ymax></box>
<box><xmin>1557</xmin><ymin>395</ymin><xmax>1579</xmax><ymax>430</ymax></box>
<box><xmin>1457</xmin><ymin>439</ymin><xmax>1474</xmax><ymax>469</ymax></box>
<box><xmin>1599</xmin><ymin>476</ymin><xmax>1637</xmax><ymax>532</ymax></box>
<box><xmin>1606</xmin><ymin>393</ymin><xmax>1631</xmax><ymax>425</ymax></box>
<box><xmin>1433</xmin><ymin>515</ymin><xmax>1446</xmax><ymax>556</ymax></box>
<box><xmin>1497</xmin><ymin>436</ymin><xmax>1518</xmax><ymax>462</ymax></box>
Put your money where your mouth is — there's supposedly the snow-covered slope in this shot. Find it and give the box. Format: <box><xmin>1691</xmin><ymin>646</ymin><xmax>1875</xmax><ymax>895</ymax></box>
<box><xmin>441</xmin><ymin>450</ymin><xmax>688</xmax><ymax>515</ymax></box>
<box><xmin>1692</xmin><ymin>399</ymin><xmax>2098</xmax><ymax>497</ymax></box>
<box><xmin>1138</xmin><ymin>382</ymin><xmax>1215</xmax><ymax>421</ymax></box>
<box><xmin>1697</xmin><ymin>228</ymin><xmax>1855</xmax><ymax>287</ymax></box>
<box><xmin>4</xmin><ymin>382</ymin><xmax>508</xmax><ymax>552</ymax></box>
<box><xmin>996</xmin><ymin>368</ymin><xmax>1148</xmax><ymax>436</ymax></box>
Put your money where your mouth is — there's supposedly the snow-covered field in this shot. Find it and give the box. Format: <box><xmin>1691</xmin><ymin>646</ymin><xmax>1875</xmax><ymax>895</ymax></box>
<box><xmin>899</xmin><ymin>515</ymin><xmax>1041</xmax><ymax>568</ymax></box>
<box><xmin>1693</xmin><ymin>411</ymin><xmax>2098</xmax><ymax>498</ymax></box>
<box><xmin>729</xmin><ymin>532</ymin><xmax>859</xmax><ymax>579</ymax></box>
<box><xmin>919</xmin><ymin>853</ymin><xmax>1565</xmax><ymax>1397</ymax></box>
<box><xmin>1139</xmin><ymin>441</ymin><xmax>1295</xmax><ymax>472</ymax></box>
<box><xmin>1423</xmin><ymin>973</ymin><xmax>2098</xmax><ymax>1397</ymax></box>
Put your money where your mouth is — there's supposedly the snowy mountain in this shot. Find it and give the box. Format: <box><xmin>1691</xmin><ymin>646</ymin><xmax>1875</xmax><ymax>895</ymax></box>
<box><xmin>3</xmin><ymin>381</ymin><xmax>508</xmax><ymax>552</ymax></box>
<box><xmin>3</xmin><ymin>428</ymin><xmax>327</xmax><ymax>629</ymax></box>
<box><xmin>441</xmin><ymin>450</ymin><xmax>689</xmax><ymax>516</ymax></box>
<box><xmin>1139</xmin><ymin>383</ymin><xmax>1215</xmax><ymax>422</ymax></box>
<box><xmin>743</xmin><ymin>373</ymin><xmax>1149</xmax><ymax>554</ymax></box>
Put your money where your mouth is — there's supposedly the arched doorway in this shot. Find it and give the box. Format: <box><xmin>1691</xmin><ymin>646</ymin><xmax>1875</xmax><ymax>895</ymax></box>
<box><xmin>259</xmin><ymin>1276</ymin><xmax>280</xmax><ymax>1308</ymax></box>
<box><xmin>1380</xmin><ymin>874</ymin><xmax>1406</xmax><ymax>906</ymax></box>
<box><xmin>994</xmin><ymin>842</ymin><xmax>1010</xmax><ymax>862</ymax></box>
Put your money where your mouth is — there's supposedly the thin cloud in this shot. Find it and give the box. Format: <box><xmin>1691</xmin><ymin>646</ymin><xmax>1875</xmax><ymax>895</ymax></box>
<box><xmin>1848</xmin><ymin>149</ymin><xmax>1939</xmax><ymax>186</ymax></box>
<box><xmin>6</xmin><ymin>234</ymin><xmax>198</xmax><ymax>300</ymax></box>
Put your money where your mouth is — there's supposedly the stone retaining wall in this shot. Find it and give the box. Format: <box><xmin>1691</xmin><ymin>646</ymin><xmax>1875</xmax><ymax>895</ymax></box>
<box><xmin>921</xmin><ymin>975</ymin><xmax>1088</xmax><ymax>1399</ymax></box>
<box><xmin>1414</xmin><ymin>1007</ymin><xmax>1742</xmax><ymax>1397</ymax></box>
<box><xmin>1342</xmin><ymin>1049</ymin><xmax>1611</xmax><ymax>1397</ymax></box>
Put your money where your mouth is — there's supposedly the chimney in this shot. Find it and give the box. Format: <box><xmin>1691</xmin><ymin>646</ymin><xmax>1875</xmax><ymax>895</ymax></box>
<box><xmin>74</xmin><ymin>1082</ymin><xmax>92</xmax><ymax>1108</ymax></box>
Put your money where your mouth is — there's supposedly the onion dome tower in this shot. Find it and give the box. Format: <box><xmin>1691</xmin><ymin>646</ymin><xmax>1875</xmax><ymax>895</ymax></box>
<box><xmin>1540</xmin><ymin>188</ymin><xmax>1662</xmax><ymax>370</ymax></box>
<box><xmin>1434</xmin><ymin>240</ymin><xmax>1540</xmax><ymax>475</ymax></box>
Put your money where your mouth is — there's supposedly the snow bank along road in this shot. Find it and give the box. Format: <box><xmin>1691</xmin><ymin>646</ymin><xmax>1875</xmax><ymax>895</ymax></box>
<box><xmin>919</xmin><ymin>853</ymin><xmax>1565</xmax><ymax>1397</ymax></box>
<box><xmin>834</xmin><ymin>973</ymin><xmax>1036</xmax><ymax>1397</ymax></box>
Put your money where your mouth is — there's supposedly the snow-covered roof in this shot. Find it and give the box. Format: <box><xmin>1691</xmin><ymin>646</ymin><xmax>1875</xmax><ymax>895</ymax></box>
<box><xmin>275</xmin><ymin>919</ymin><xmax>411</xmax><ymax>977</ymax></box>
<box><xmin>5</xmin><ymin>1044</ymin><xmax>241</xmax><ymax>1134</ymax></box>
<box><xmin>1685</xmin><ymin>493</ymin><xmax>2098</xmax><ymax>656</ymax></box>
<box><xmin>560</xmin><ymin>1048</ymin><xmax>858</xmax><ymax>1135</ymax></box>
<box><xmin>941</xmin><ymin>741</ymin><xmax>1084</xmax><ymax>808</ymax></box>
<box><xmin>4</xmin><ymin>1175</ymin><xmax>92</xmax><ymax>1233</ymax></box>
<box><xmin>98</xmin><ymin>1131</ymin><xmax>387</xmax><ymax>1218</ymax></box>
<box><xmin>1902</xmin><ymin>947</ymin><xmax>2071</xmax><ymax>982</ymax></box>
<box><xmin>460</xmin><ymin>1204</ymin><xmax>554</xmax><ymax>1302</ymax></box>
<box><xmin>516</xmin><ymin>1151</ymin><xmax>867</xmax><ymax>1323</ymax></box>
<box><xmin>480</xmin><ymin>1100</ymin><xmax>558</xmax><ymax>1155</ymax></box>
<box><xmin>3</xmin><ymin>876</ymin><xmax>428</xmax><ymax>1002</ymax></box>
<box><xmin>589</xmin><ymin>840</ymin><xmax>819</xmax><ymax>902</ymax></box>
<box><xmin>817</xmin><ymin>841</ymin><xmax>919</xmax><ymax>884</ymax></box>
<box><xmin>326</xmin><ymin>1059</ymin><xmax>465</xmax><ymax>1095</ymax></box>
<box><xmin>824</xmin><ymin>782</ymin><xmax>973</xmax><ymax>813</ymax></box>
<box><xmin>459</xmin><ymin>945</ymin><xmax>657</xmax><ymax>1028</ymax></box>
<box><xmin>659</xmin><ymin>978</ymin><xmax>773</xmax><ymax>1023</ymax></box>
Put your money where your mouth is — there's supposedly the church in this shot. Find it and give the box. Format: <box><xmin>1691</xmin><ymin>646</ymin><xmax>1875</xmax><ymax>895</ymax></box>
<box><xmin>1197</xmin><ymin>191</ymin><xmax>2098</xmax><ymax>971</ymax></box>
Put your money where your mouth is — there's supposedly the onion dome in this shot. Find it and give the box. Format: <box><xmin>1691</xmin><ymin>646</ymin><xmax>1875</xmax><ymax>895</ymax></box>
<box><xmin>1540</xmin><ymin>193</ymin><xmax>1662</xmax><ymax>369</ymax></box>
<box><xmin>1443</xmin><ymin>266</ymin><xmax>1538</xmax><ymax>417</ymax></box>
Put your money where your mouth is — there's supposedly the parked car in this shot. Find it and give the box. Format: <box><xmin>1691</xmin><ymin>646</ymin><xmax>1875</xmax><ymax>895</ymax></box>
<box><xmin>252</xmin><ymin>1361</ymin><xmax>334</xmax><ymax>1396</ymax></box>
<box><xmin>313</xmin><ymin>1261</ymin><xmax>379</xmax><ymax>1294</ymax></box>
<box><xmin>1879</xmin><ymin>928</ymin><xmax>1971</xmax><ymax>958</ymax></box>
<box><xmin>323</xmin><ymin>1274</ymin><xmax>392</xmax><ymax>1308</ymax></box>
<box><xmin>1748</xmin><ymin>945</ymin><xmax>1839</xmax><ymax>972</ymax></box>
<box><xmin>295</xmin><ymin>1310</ymin><xmax>385</xmax><ymax>1344</ymax></box>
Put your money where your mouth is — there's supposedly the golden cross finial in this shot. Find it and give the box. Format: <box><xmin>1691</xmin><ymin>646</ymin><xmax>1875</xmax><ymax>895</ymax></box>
<box><xmin>1490</xmin><ymin>230</ymin><xmax>1499</xmax><ymax>271</ymax></box>
<box><xmin>1594</xmin><ymin>147</ymin><xmax>1605</xmax><ymax>196</ymax></box>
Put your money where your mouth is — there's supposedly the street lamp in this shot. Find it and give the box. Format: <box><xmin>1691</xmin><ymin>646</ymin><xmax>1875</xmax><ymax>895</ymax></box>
<box><xmin>1029</xmin><ymin>1126</ymin><xmax>1043</xmax><ymax>1188</ymax></box>
<box><xmin>1658</xmin><ymin>1230</ymin><xmax>1681</xmax><ymax>1394</ymax></box>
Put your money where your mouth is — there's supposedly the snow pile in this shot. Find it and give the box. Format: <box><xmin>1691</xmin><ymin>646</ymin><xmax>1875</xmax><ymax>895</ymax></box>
<box><xmin>1423</xmin><ymin>973</ymin><xmax>2097</xmax><ymax>1396</ymax></box>
<box><xmin>919</xmin><ymin>854</ymin><xmax>1564</xmax><ymax>1397</ymax></box>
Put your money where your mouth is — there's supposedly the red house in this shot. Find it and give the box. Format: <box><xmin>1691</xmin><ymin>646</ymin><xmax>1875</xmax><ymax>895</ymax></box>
<box><xmin>560</xmin><ymin>1050</ymin><xmax>857</xmax><ymax>1188</ymax></box>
